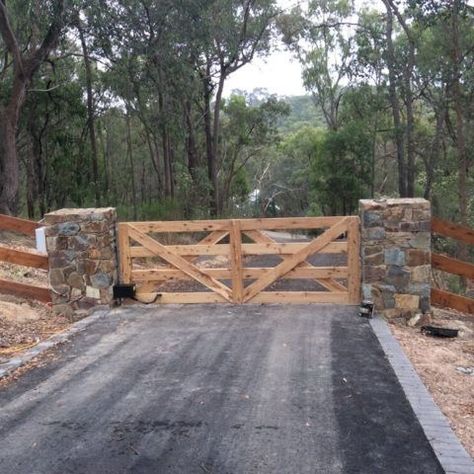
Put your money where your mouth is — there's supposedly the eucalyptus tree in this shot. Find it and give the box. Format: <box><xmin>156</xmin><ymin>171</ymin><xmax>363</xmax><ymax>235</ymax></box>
<box><xmin>185</xmin><ymin>0</ymin><xmax>279</xmax><ymax>215</ymax></box>
<box><xmin>0</xmin><ymin>0</ymin><xmax>66</xmax><ymax>214</ymax></box>
<box><xmin>279</xmin><ymin>0</ymin><xmax>356</xmax><ymax>131</ymax></box>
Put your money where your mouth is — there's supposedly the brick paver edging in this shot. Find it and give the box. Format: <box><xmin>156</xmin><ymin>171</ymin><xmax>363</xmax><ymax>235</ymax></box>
<box><xmin>370</xmin><ymin>316</ymin><xmax>474</xmax><ymax>474</ymax></box>
<box><xmin>0</xmin><ymin>308</ymin><xmax>111</xmax><ymax>380</ymax></box>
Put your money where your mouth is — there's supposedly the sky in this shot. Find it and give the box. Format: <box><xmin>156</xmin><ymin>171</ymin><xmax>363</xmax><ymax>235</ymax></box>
<box><xmin>223</xmin><ymin>0</ymin><xmax>306</xmax><ymax>97</ymax></box>
<box><xmin>223</xmin><ymin>47</ymin><xmax>307</xmax><ymax>97</ymax></box>
<box><xmin>223</xmin><ymin>0</ymin><xmax>381</xmax><ymax>98</ymax></box>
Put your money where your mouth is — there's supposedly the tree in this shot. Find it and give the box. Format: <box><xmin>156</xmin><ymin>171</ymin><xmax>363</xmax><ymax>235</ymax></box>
<box><xmin>280</xmin><ymin>0</ymin><xmax>355</xmax><ymax>131</ymax></box>
<box><xmin>0</xmin><ymin>0</ymin><xmax>65</xmax><ymax>214</ymax></box>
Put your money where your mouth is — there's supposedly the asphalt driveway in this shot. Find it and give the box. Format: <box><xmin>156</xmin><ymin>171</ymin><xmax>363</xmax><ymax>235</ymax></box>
<box><xmin>0</xmin><ymin>304</ymin><xmax>443</xmax><ymax>473</ymax></box>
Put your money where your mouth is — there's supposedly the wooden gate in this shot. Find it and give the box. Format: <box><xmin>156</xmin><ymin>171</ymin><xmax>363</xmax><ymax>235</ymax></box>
<box><xmin>118</xmin><ymin>216</ymin><xmax>360</xmax><ymax>304</ymax></box>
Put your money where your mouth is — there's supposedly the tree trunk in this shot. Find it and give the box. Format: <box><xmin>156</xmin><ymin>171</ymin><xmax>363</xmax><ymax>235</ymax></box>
<box><xmin>404</xmin><ymin>60</ymin><xmax>415</xmax><ymax>197</ymax></box>
<box><xmin>0</xmin><ymin>0</ymin><xmax>65</xmax><ymax>214</ymax></box>
<box><xmin>450</xmin><ymin>2</ymin><xmax>469</xmax><ymax>273</ymax></box>
<box><xmin>212</xmin><ymin>74</ymin><xmax>225</xmax><ymax>214</ymax></box>
<box><xmin>125</xmin><ymin>105</ymin><xmax>137</xmax><ymax>220</ymax></box>
<box><xmin>424</xmin><ymin>105</ymin><xmax>444</xmax><ymax>200</ymax></box>
<box><xmin>203</xmin><ymin>62</ymin><xmax>218</xmax><ymax>217</ymax></box>
<box><xmin>0</xmin><ymin>76</ymin><xmax>27</xmax><ymax>215</ymax></box>
<box><xmin>184</xmin><ymin>100</ymin><xmax>199</xmax><ymax>181</ymax></box>
<box><xmin>78</xmin><ymin>21</ymin><xmax>101</xmax><ymax>206</ymax></box>
<box><xmin>383</xmin><ymin>2</ymin><xmax>407</xmax><ymax>197</ymax></box>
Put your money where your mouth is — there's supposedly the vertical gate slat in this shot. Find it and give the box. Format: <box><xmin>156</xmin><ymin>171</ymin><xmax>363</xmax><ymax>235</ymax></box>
<box><xmin>118</xmin><ymin>223</ymin><xmax>132</xmax><ymax>284</ymax></box>
<box><xmin>230</xmin><ymin>220</ymin><xmax>244</xmax><ymax>303</ymax></box>
<box><xmin>347</xmin><ymin>217</ymin><xmax>361</xmax><ymax>304</ymax></box>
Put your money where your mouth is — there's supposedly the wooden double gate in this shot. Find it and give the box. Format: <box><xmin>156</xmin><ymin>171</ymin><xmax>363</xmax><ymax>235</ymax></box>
<box><xmin>118</xmin><ymin>216</ymin><xmax>360</xmax><ymax>305</ymax></box>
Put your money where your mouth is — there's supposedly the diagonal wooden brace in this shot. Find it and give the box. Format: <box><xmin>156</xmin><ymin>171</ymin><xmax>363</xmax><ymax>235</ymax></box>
<box><xmin>242</xmin><ymin>217</ymin><xmax>350</xmax><ymax>303</ymax></box>
<box><xmin>128</xmin><ymin>225</ymin><xmax>233</xmax><ymax>302</ymax></box>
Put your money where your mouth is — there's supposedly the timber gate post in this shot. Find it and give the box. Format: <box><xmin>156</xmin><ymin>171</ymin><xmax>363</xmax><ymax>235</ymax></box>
<box><xmin>44</xmin><ymin>208</ymin><xmax>118</xmax><ymax>318</ymax></box>
<box><xmin>359</xmin><ymin>198</ymin><xmax>431</xmax><ymax>319</ymax></box>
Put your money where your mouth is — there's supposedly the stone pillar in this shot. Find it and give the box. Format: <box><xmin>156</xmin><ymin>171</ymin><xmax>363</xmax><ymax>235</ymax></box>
<box><xmin>44</xmin><ymin>208</ymin><xmax>118</xmax><ymax>317</ymax></box>
<box><xmin>359</xmin><ymin>198</ymin><xmax>431</xmax><ymax>319</ymax></box>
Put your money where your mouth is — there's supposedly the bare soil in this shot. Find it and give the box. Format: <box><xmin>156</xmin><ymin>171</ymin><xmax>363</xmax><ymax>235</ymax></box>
<box><xmin>0</xmin><ymin>231</ymin><xmax>70</xmax><ymax>364</ymax></box>
<box><xmin>389</xmin><ymin>308</ymin><xmax>474</xmax><ymax>457</ymax></box>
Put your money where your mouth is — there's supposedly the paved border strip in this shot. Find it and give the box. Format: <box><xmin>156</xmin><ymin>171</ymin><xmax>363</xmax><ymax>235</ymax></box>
<box><xmin>370</xmin><ymin>315</ymin><xmax>474</xmax><ymax>474</ymax></box>
<box><xmin>0</xmin><ymin>308</ymin><xmax>111</xmax><ymax>380</ymax></box>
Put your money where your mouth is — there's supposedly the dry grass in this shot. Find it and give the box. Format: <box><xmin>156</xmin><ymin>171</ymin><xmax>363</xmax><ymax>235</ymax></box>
<box><xmin>0</xmin><ymin>231</ymin><xmax>69</xmax><ymax>364</ymax></box>
<box><xmin>389</xmin><ymin>308</ymin><xmax>474</xmax><ymax>457</ymax></box>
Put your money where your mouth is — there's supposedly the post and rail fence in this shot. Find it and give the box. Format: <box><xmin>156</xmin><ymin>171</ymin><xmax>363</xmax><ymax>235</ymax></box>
<box><xmin>431</xmin><ymin>217</ymin><xmax>474</xmax><ymax>314</ymax></box>
<box><xmin>0</xmin><ymin>214</ymin><xmax>51</xmax><ymax>303</ymax></box>
<box><xmin>0</xmin><ymin>203</ymin><xmax>472</xmax><ymax>315</ymax></box>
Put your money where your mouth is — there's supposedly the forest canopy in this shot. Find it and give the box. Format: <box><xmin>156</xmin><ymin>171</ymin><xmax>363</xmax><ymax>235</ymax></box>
<box><xmin>0</xmin><ymin>0</ymin><xmax>472</xmax><ymax>228</ymax></box>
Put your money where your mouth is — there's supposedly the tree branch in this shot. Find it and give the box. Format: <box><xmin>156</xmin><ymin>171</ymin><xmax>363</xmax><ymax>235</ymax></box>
<box><xmin>0</xmin><ymin>0</ymin><xmax>24</xmax><ymax>74</ymax></box>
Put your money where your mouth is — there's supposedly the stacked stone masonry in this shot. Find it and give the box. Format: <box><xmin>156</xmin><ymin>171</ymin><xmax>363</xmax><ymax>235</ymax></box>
<box><xmin>44</xmin><ymin>208</ymin><xmax>118</xmax><ymax>317</ymax></box>
<box><xmin>360</xmin><ymin>198</ymin><xmax>431</xmax><ymax>319</ymax></box>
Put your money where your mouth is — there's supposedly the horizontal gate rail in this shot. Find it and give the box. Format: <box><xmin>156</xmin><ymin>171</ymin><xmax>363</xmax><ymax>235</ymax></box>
<box><xmin>131</xmin><ymin>266</ymin><xmax>349</xmax><ymax>282</ymax></box>
<box><xmin>118</xmin><ymin>216</ymin><xmax>360</xmax><ymax>305</ymax></box>
<box><xmin>129</xmin><ymin>242</ymin><xmax>347</xmax><ymax>257</ymax></box>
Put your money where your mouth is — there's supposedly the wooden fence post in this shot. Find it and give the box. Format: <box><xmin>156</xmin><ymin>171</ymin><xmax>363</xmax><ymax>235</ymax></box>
<box><xmin>347</xmin><ymin>216</ymin><xmax>361</xmax><ymax>304</ymax></box>
<box><xmin>118</xmin><ymin>223</ymin><xmax>132</xmax><ymax>284</ymax></box>
<box><xmin>229</xmin><ymin>220</ymin><xmax>243</xmax><ymax>304</ymax></box>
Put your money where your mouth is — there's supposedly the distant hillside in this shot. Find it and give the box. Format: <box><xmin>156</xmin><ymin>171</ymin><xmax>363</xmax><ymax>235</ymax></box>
<box><xmin>227</xmin><ymin>88</ymin><xmax>326</xmax><ymax>132</ymax></box>
<box><xmin>278</xmin><ymin>95</ymin><xmax>326</xmax><ymax>132</ymax></box>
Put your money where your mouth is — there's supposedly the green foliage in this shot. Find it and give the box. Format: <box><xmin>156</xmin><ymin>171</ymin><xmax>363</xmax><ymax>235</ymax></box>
<box><xmin>0</xmin><ymin>0</ymin><xmax>472</xmax><ymax>232</ymax></box>
<box><xmin>311</xmin><ymin>123</ymin><xmax>371</xmax><ymax>215</ymax></box>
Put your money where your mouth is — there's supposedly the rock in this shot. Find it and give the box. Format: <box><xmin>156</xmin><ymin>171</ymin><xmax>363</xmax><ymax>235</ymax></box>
<box><xmin>0</xmin><ymin>338</ymin><xmax>11</xmax><ymax>348</ymax></box>
<box><xmin>46</xmin><ymin>236</ymin><xmax>57</xmax><ymax>252</ymax></box>
<box><xmin>386</xmin><ymin>265</ymin><xmax>410</xmax><ymax>289</ymax></box>
<box><xmin>52</xmin><ymin>304</ymin><xmax>75</xmax><ymax>319</ymax></box>
<box><xmin>86</xmin><ymin>286</ymin><xmax>101</xmax><ymax>299</ymax></box>
<box><xmin>363</xmin><ymin>211</ymin><xmax>383</xmax><ymax>228</ymax></box>
<box><xmin>384</xmin><ymin>248</ymin><xmax>405</xmax><ymax>266</ymax></box>
<box><xmin>80</xmin><ymin>221</ymin><xmax>109</xmax><ymax>233</ymax></box>
<box><xmin>406</xmin><ymin>249</ymin><xmax>430</xmax><ymax>266</ymax></box>
<box><xmin>90</xmin><ymin>272</ymin><xmax>111</xmax><ymax>289</ymax></box>
<box><xmin>67</xmin><ymin>272</ymin><xmax>85</xmax><ymax>290</ymax></box>
<box><xmin>400</xmin><ymin>220</ymin><xmax>431</xmax><ymax>232</ymax></box>
<box><xmin>455</xmin><ymin>367</ymin><xmax>474</xmax><ymax>376</ymax></box>
<box><xmin>49</xmin><ymin>268</ymin><xmax>65</xmax><ymax>286</ymax></box>
<box><xmin>409</xmin><ymin>232</ymin><xmax>430</xmax><ymax>249</ymax></box>
<box><xmin>411</xmin><ymin>265</ymin><xmax>431</xmax><ymax>282</ymax></box>
<box><xmin>71</xmin><ymin>288</ymin><xmax>83</xmax><ymax>298</ymax></box>
<box><xmin>407</xmin><ymin>313</ymin><xmax>422</xmax><ymax>327</ymax></box>
<box><xmin>364</xmin><ymin>227</ymin><xmax>385</xmax><ymax>241</ymax></box>
<box><xmin>394</xmin><ymin>293</ymin><xmax>420</xmax><ymax>309</ymax></box>
<box><xmin>364</xmin><ymin>265</ymin><xmax>386</xmax><ymax>283</ymax></box>
<box><xmin>57</xmin><ymin>222</ymin><xmax>80</xmax><ymax>236</ymax></box>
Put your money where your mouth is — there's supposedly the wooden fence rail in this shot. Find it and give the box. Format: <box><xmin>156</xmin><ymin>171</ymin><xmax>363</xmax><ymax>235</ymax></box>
<box><xmin>0</xmin><ymin>243</ymin><xmax>48</xmax><ymax>270</ymax></box>
<box><xmin>0</xmin><ymin>213</ymin><xmax>41</xmax><ymax>236</ymax></box>
<box><xmin>0</xmin><ymin>214</ymin><xmax>50</xmax><ymax>303</ymax></box>
<box><xmin>431</xmin><ymin>217</ymin><xmax>474</xmax><ymax>314</ymax></box>
<box><xmin>431</xmin><ymin>217</ymin><xmax>474</xmax><ymax>245</ymax></box>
